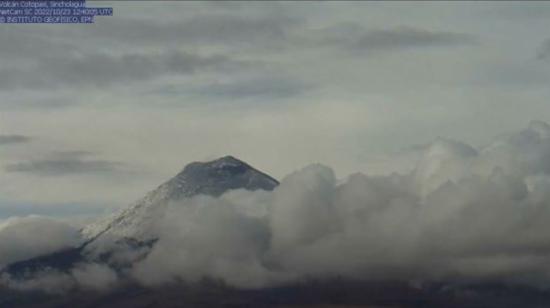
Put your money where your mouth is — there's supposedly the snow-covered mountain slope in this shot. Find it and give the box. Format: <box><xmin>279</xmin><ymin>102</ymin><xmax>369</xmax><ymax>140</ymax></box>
<box><xmin>82</xmin><ymin>156</ymin><xmax>279</xmax><ymax>242</ymax></box>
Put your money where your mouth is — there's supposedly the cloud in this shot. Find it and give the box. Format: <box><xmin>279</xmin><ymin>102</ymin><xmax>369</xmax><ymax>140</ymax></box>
<box><xmin>92</xmin><ymin>14</ymin><xmax>299</xmax><ymax>47</ymax></box>
<box><xmin>0</xmin><ymin>4</ymin><xmax>299</xmax><ymax>103</ymax></box>
<box><xmin>353</xmin><ymin>26</ymin><xmax>477</xmax><ymax>51</ymax></box>
<box><xmin>0</xmin><ymin>8</ymin><xmax>299</xmax><ymax>93</ymax></box>
<box><xmin>0</xmin><ymin>262</ymin><xmax>118</xmax><ymax>294</ymax></box>
<box><xmin>311</xmin><ymin>24</ymin><xmax>477</xmax><ymax>53</ymax></box>
<box><xmin>0</xmin><ymin>200</ymin><xmax>110</xmax><ymax>222</ymax></box>
<box><xmin>487</xmin><ymin>3</ymin><xmax>550</xmax><ymax>20</ymax></box>
<box><xmin>149</xmin><ymin>75</ymin><xmax>310</xmax><ymax>101</ymax></box>
<box><xmin>0</xmin><ymin>269</ymin><xmax>74</xmax><ymax>295</ymax></box>
<box><xmin>536</xmin><ymin>38</ymin><xmax>550</xmax><ymax>60</ymax></box>
<box><xmin>128</xmin><ymin>121</ymin><xmax>550</xmax><ymax>288</ymax></box>
<box><xmin>0</xmin><ymin>50</ymin><xmax>248</xmax><ymax>90</ymax></box>
<box><xmin>0</xmin><ymin>9</ymin><xmax>299</xmax><ymax>61</ymax></box>
<box><xmin>0</xmin><ymin>217</ymin><xmax>117</xmax><ymax>293</ymax></box>
<box><xmin>0</xmin><ymin>27</ymin><xmax>77</xmax><ymax>59</ymax></box>
<box><xmin>131</xmin><ymin>196</ymin><xmax>279</xmax><ymax>288</ymax></box>
<box><xmin>0</xmin><ymin>216</ymin><xmax>81</xmax><ymax>267</ymax></box>
<box><xmin>7</xmin><ymin>122</ymin><xmax>550</xmax><ymax>292</ymax></box>
<box><xmin>189</xmin><ymin>76</ymin><xmax>311</xmax><ymax>100</ymax></box>
<box><xmin>71</xmin><ymin>263</ymin><xmax>118</xmax><ymax>291</ymax></box>
<box><xmin>0</xmin><ymin>135</ymin><xmax>31</xmax><ymax>145</ymax></box>
<box><xmin>4</xmin><ymin>151</ymin><xmax>123</xmax><ymax>176</ymax></box>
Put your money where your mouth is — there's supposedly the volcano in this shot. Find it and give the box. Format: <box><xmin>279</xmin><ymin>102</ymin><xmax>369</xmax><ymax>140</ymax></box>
<box><xmin>4</xmin><ymin>156</ymin><xmax>279</xmax><ymax>276</ymax></box>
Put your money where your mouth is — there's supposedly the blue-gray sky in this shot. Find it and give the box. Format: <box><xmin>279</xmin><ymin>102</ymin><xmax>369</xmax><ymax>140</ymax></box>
<box><xmin>2</xmin><ymin>1</ymin><xmax>550</xmax><ymax>218</ymax></box>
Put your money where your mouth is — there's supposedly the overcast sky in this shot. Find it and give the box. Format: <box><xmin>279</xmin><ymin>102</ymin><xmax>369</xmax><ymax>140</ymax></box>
<box><xmin>2</xmin><ymin>1</ymin><xmax>550</xmax><ymax>219</ymax></box>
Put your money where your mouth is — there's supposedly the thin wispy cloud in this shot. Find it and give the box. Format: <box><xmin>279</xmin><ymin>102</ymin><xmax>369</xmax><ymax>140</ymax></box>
<box><xmin>5</xmin><ymin>151</ymin><xmax>123</xmax><ymax>177</ymax></box>
<box><xmin>191</xmin><ymin>76</ymin><xmax>311</xmax><ymax>100</ymax></box>
<box><xmin>0</xmin><ymin>135</ymin><xmax>31</xmax><ymax>145</ymax></box>
<box><xmin>352</xmin><ymin>26</ymin><xmax>477</xmax><ymax>51</ymax></box>
<box><xmin>308</xmin><ymin>24</ymin><xmax>477</xmax><ymax>53</ymax></box>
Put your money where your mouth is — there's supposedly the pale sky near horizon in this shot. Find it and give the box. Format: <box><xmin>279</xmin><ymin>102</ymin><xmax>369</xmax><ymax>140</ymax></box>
<box><xmin>2</xmin><ymin>1</ymin><xmax>550</xmax><ymax>218</ymax></box>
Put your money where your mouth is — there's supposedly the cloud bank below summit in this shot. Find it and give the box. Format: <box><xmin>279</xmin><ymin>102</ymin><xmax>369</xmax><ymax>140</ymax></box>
<box><xmin>4</xmin><ymin>121</ymin><xmax>550</xmax><ymax>291</ymax></box>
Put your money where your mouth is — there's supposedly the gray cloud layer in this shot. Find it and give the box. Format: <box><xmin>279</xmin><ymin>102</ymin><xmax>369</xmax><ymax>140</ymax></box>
<box><xmin>93</xmin><ymin>14</ymin><xmax>299</xmax><ymax>46</ymax></box>
<box><xmin>306</xmin><ymin>24</ymin><xmax>477</xmax><ymax>53</ymax></box>
<box><xmin>351</xmin><ymin>26</ymin><xmax>477</xmax><ymax>51</ymax></box>
<box><xmin>0</xmin><ymin>5</ymin><xmax>481</xmax><ymax>105</ymax></box>
<box><xmin>0</xmin><ymin>50</ymin><xmax>246</xmax><ymax>90</ymax></box>
<box><xmin>5</xmin><ymin>151</ymin><xmax>122</xmax><ymax>176</ymax></box>
<box><xmin>0</xmin><ymin>135</ymin><xmax>31</xmax><ymax>145</ymax></box>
